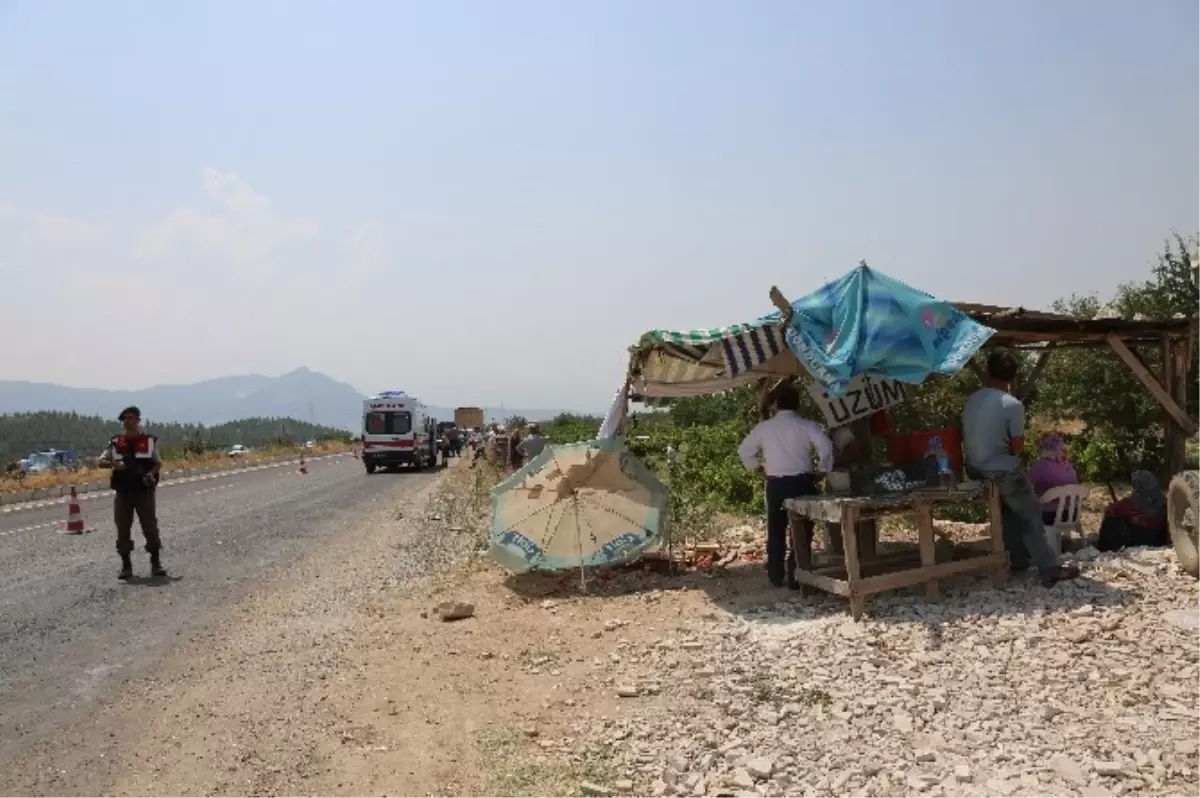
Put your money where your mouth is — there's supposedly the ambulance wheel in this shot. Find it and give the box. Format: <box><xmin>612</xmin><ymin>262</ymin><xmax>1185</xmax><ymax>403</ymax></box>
<box><xmin>364</xmin><ymin>463</ymin><xmax>376</xmax><ymax>475</ymax></box>
<box><xmin>1167</xmin><ymin>470</ymin><xmax>1199</xmax><ymax>579</ymax></box>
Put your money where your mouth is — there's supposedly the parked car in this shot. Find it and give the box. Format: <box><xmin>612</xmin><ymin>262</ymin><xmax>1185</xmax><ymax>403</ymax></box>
<box><xmin>227</xmin><ymin>444</ymin><xmax>250</xmax><ymax>457</ymax></box>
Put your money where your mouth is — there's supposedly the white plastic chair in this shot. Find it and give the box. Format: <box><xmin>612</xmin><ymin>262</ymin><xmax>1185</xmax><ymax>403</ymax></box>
<box><xmin>1040</xmin><ymin>484</ymin><xmax>1091</xmax><ymax>552</ymax></box>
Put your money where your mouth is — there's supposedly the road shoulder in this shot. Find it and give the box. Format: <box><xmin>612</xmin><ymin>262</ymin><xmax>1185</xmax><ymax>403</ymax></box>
<box><xmin>0</xmin><ymin>465</ymin><xmax>463</xmax><ymax>796</ymax></box>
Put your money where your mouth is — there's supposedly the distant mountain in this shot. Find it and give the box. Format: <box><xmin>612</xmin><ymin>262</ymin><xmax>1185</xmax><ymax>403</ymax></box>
<box><xmin>0</xmin><ymin>370</ymin><xmax>585</xmax><ymax>431</ymax></box>
<box><xmin>0</xmin><ymin>368</ymin><xmax>366</xmax><ymax>431</ymax></box>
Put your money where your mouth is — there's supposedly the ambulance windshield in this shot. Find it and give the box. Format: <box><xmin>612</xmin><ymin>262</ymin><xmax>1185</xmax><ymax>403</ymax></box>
<box><xmin>365</xmin><ymin>411</ymin><xmax>412</xmax><ymax>435</ymax></box>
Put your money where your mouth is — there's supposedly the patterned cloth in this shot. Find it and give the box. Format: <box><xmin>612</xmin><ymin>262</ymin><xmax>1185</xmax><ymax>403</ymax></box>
<box><xmin>782</xmin><ymin>264</ymin><xmax>996</xmax><ymax>396</ymax></box>
<box><xmin>633</xmin><ymin>320</ymin><xmax>793</xmax><ymax>397</ymax></box>
<box><xmin>629</xmin><ymin>264</ymin><xmax>994</xmax><ymax>399</ymax></box>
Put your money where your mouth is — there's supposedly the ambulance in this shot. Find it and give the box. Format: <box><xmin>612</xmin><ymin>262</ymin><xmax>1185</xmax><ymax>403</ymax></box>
<box><xmin>361</xmin><ymin>390</ymin><xmax>439</xmax><ymax>473</ymax></box>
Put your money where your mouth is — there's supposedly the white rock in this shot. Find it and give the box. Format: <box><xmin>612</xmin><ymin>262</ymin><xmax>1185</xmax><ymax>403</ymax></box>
<box><xmin>745</xmin><ymin>757</ymin><xmax>774</xmax><ymax>780</ymax></box>
<box><xmin>953</xmin><ymin>764</ymin><xmax>972</xmax><ymax>782</ymax></box>
<box><xmin>616</xmin><ymin>685</ymin><xmax>640</xmax><ymax>698</ymax></box>
<box><xmin>1093</xmin><ymin>761</ymin><xmax>1125</xmax><ymax>777</ymax></box>
<box><xmin>731</xmin><ymin>769</ymin><xmax>755</xmax><ymax>790</ymax></box>
<box><xmin>1082</xmin><ymin>785</ymin><xmax>1116</xmax><ymax>797</ymax></box>
<box><xmin>1050</xmin><ymin>753</ymin><xmax>1087</xmax><ymax>785</ymax></box>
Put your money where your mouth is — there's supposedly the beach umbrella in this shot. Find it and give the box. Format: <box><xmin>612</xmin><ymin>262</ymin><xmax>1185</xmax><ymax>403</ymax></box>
<box><xmin>781</xmin><ymin>263</ymin><xmax>995</xmax><ymax>395</ymax></box>
<box><xmin>490</xmin><ymin>439</ymin><xmax>667</xmax><ymax>583</ymax></box>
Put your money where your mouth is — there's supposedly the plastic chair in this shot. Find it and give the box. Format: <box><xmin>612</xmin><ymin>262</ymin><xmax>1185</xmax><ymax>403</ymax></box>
<box><xmin>1040</xmin><ymin>484</ymin><xmax>1091</xmax><ymax>552</ymax></box>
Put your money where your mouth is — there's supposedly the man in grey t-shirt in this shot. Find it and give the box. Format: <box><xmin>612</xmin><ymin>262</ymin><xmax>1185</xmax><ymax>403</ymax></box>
<box><xmin>962</xmin><ymin>349</ymin><xmax>1079</xmax><ymax>587</ymax></box>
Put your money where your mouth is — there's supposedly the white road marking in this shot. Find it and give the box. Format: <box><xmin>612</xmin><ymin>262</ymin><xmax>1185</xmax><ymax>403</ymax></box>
<box><xmin>0</xmin><ymin>454</ymin><xmax>347</xmax><ymax>516</ymax></box>
<box><xmin>0</xmin><ymin>481</ymin><xmax>239</xmax><ymax>539</ymax></box>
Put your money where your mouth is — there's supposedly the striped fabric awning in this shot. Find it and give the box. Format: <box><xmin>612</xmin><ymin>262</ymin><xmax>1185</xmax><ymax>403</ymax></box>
<box><xmin>631</xmin><ymin>317</ymin><xmax>800</xmax><ymax>398</ymax></box>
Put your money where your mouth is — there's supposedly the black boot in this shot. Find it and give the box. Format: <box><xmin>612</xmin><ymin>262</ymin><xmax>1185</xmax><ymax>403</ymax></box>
<box><xmin>149</xmin><ymin>552</ymin><xmax>167</xmax><ymax>578</ymax></box>
<box><xmin>118</xmin><ymin>555</ymin><xmax>133</xmax><ymax>581</ymax></box>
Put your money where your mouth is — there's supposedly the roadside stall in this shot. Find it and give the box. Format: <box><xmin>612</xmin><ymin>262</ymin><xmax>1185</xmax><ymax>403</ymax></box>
<box><xmin>616</xmin><ymin>262</ymin><xmax>1198</xmax><ymax>619</ymax></box>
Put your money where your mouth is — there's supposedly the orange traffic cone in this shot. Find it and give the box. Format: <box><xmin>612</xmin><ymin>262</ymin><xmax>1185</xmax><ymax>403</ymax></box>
<box><xmin>298</xmin><ymin>455</ymin><xmax>308</xmax><ymax>475</ymax></box>
<box><xmin>62</xmin><ymin>486</ymin><xmax>90</xmax><ymax>535</ymax></box>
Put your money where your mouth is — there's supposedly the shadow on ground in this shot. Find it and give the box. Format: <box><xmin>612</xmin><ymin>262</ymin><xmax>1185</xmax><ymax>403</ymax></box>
<box><xmin>502</xmin><ymin>551</ymin><xmax>1131</xmax><ymax>637</ymax></box>
<box><xmin>121</xmin><ymin>574</ymin><xmax>184</xmax><ymax>588</ymax></box>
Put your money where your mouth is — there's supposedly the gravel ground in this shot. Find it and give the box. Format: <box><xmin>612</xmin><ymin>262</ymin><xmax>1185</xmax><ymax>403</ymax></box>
<box><xmin>4</xmin><ymin>459</ymin><xmax>1194</xmax><ymax>798</ymax></box>
<box><xmin>566</xmin><ymin>545</ymin><xmax>1199</xmax><ymax>798</ymax></box>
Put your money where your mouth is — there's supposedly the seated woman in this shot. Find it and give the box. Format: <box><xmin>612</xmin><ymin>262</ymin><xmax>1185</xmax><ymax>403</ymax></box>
<box><xmin>1097</xmin><ymin>470</ymin><xmax>1169</xmax><ymax>551</ymax></box>
<box><xmin>1027</xmin><ymin>433</ymin><xmax>1079</xmax><ymax>525</ymax></box>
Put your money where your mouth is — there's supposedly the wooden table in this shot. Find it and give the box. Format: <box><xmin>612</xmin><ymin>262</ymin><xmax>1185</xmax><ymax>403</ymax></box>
<box><xmin>783</xmin><ymin>484</ymin><xmax>1007</xmax><ymax>620</ymax></box>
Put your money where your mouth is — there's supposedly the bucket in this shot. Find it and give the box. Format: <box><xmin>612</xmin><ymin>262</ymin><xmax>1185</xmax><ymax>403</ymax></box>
<box><xmin>887</xmin><ymin>427</ymin><xmax>964</xmax><ymax>475</ymax></box>
<box><xmin>826</xmin><ymin>470</ymin><xmax>852</xmax><ymax>495</ymax></box>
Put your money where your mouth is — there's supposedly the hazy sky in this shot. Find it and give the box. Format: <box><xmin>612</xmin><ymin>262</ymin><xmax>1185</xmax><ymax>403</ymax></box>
<box><xmin>2</xmin><ymin>0</ymin><xmax>1196</xmax><ymax>412</ymax></box>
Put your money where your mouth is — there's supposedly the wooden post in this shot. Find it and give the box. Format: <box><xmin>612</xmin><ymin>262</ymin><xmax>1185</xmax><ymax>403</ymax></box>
<box><xmin>842</xmin><ymin>505</ymin><xmax>865</xmax><ymax>620</ymax></box>
<box><xmin>768</xmin><ymin>286</ymin><xmax>793</xmax><ymax>322</ymax></box>
<box><xmin>1162</xmin><ymin>335</ymin><xmax>1180</xmax><ymax>483</ymax></box>
<box><xmin>789</xmin><ymin>511</ymin><xmax>815</xmax><ymax>597</ymax></box>
<box><xmin>1017</xmin><ymin>345</ymin><xmax>1056</xmax><ymax>405</ymax></box>
<box><xmin>986</xmin><ymin>481</ymin><xmax>1008</xmax><ymax>588</ymax></box>
<box><xmin>1164</xmin><ymin>335</ymin><xmax>1191</xmax><ymax>479</ymax></box>
<box><xmin>916</xmin><ymin>502</ymin><xmax>939</xmax><ymax>600</ymax></box>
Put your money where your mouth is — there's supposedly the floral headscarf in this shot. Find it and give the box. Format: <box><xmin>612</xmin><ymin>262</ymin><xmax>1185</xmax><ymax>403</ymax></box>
<box><xmin>1130</xmin><ymin>469</ymin><xmax>1167</xmax><ymax>524</ymax></box>
<box><xmin>1037</xmin><ymin>433</ymin><xmax>1067</xmax><ymax>463</ymax></box>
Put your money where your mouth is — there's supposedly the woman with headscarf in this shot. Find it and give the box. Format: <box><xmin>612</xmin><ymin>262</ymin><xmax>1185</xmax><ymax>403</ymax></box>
<box><xmin>1097</xmin><ymin>470</ymin><xmax>1169</xmax><ymax>552</ymax></box>
<box><xmin>1027</xmin><ymin>433</ymin><xmax>1080</xmax><ymax>525</ymax></box>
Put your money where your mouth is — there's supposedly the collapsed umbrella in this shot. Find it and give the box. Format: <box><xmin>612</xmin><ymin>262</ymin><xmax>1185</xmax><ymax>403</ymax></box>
<box><xmin>490</xmin><ymin>439</ymin><xmax>667</xmax><ymax>577</ymax></box>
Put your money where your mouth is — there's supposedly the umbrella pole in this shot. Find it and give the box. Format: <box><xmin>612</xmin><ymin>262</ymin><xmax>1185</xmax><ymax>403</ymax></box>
<box><xmin>574</xmin><ymin>499</ymin><xmax>588</xmax><ymax>592</ymax></box>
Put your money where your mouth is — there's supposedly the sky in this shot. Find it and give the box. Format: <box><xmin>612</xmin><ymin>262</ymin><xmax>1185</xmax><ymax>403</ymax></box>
<box><xmin>1</xmin><ymin>0</ymin><xmax>1196</xmax><ymax>413</ymax></box>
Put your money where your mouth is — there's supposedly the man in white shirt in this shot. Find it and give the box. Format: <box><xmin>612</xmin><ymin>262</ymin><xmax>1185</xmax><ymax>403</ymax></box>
<box><xmin>738</xmin><ymin>385</ymin><xmax>834</xmax><ymax>588</ymax></box>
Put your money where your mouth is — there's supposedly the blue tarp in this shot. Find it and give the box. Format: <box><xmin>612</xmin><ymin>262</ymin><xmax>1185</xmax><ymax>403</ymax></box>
<box><xmin>778</xmin><ymin>264</ymin><xmax>995</xmax><ymax>396</ymax></box>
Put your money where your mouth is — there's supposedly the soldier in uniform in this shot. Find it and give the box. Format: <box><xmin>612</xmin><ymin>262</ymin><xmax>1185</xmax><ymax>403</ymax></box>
<box><xmin>98</xmin><ymin>406</ymin><xmax>167</xmax><ymax>580</ymax></box>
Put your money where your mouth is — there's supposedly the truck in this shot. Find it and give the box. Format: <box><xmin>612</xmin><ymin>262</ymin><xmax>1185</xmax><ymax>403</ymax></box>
<box><xmin>361</xmin><ymin>391</ymin><xmax>439</xmax><ymax>474</ymax></box>
<box><xmin>454</xmin><ymin>406</ymin><xmax>485</xmax><ymax>431</ymax></box>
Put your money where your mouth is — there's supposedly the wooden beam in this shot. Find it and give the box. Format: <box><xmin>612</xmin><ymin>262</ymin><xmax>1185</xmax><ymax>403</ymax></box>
<box><xmin>1016</xmin><ymin>345</ymin><xmax>1056</xmax><ymax>402</ymax></box>
<box><xmin>768</xmin><ymin>286</ymin><xmax>792</xmax><ymax>322</ymax></box>
<box><xmin>1106</xmin><ymin>333</ymin><xmax>1198</xmax><ymax>437</ymax></box>
<box><xmin>756</xmin><ymin>376</ymin><xmax>790</xmax><ymax>419</ymax></box>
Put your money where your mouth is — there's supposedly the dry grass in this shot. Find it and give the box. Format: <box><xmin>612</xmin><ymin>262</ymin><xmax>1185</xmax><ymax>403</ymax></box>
<box><xmin>1</xmin><ymin>441</ymin><xmax>351</xmax><ymax>495</ymax></box>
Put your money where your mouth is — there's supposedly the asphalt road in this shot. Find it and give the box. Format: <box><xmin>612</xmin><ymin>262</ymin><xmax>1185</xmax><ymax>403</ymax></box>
<box><xmin>0</xmin><ymin>455</ymin><xmax>437</xmax><ymax>774</ymax></box>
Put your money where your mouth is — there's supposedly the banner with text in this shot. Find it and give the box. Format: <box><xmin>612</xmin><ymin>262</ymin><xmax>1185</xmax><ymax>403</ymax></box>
<box><xmin>807</xmin><ymin>372</ymin><xmax>908</xmax><ymax>428</ymax></box>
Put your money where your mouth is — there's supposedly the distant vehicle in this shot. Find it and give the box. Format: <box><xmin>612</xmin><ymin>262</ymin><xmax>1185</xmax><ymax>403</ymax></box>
<box><xmin>454</xmin><ymin>407</ymin><xmax>485</xmax><ymax>430</ymax></box>
<box><xmin>362</xmin><ymin>391</ymin><xmax>438</xmax><ymax>474</ymax></box>
<box><xmin>304</xmin><ymin>440</ymin><xmax>316</xmax><ymax>449</ymax></box>
<box><xmin>19</xmin><ymin>448</ymin><xmax>79</xmax><ymax>473</ymax></box>
<box><xmin>227</xmin><ymin>444</ymin><xmax>250</xmax><ymax>457</ymax></box>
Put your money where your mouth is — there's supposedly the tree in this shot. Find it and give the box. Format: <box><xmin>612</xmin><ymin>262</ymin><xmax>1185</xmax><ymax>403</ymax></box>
<box><xmin>0</xmin><ymin>412</ymin><xmax>350</xmax><ymax>463</ymax></box>
<box><xmin>1033</xmin><ymin>233</ymin><xmax>1198</xmax><ymax>481</ymax></box>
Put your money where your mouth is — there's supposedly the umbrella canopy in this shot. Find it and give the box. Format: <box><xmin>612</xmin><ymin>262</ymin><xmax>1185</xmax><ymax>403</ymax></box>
<box><xmin>490</xmin><ymin>439</ymin><xmax>667</xmax><ymax>574</ymax></box>
<box><xmin>784</xmin><ymin>264</ymin><xmax>995</xmax><ymax>395</ymax></box>
<box><xmin>627</xmin><ymin>264</ymin><xmax>994</xmax><ymax>400</ymax></box>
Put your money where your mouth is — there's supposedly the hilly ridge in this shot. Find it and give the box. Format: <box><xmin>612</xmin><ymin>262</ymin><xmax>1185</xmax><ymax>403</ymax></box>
<box><xmin>0</xmin><ymin>369</ymin><xmax>583</xmax><ymax>431</ymax></box>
